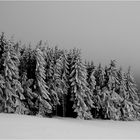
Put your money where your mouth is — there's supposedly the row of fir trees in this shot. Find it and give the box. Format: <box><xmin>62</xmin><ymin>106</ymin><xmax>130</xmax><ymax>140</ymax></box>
<box><xmin>0</xmin><ymin>32</ymin><xmax>140</xmax><ymax>121</ymax></box>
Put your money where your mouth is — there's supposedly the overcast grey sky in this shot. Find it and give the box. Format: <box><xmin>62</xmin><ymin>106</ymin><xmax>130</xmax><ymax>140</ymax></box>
<box><xmin>0</xmin><ymin>1</ymin><xmax>140</xmax><ymax>78</ymax></box>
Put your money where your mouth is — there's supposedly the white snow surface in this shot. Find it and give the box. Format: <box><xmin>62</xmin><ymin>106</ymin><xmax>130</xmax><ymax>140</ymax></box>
<box><xmin>0</xmin><ymin>113</ymin><xmax>140</xmax><ymax>139</ymax></box>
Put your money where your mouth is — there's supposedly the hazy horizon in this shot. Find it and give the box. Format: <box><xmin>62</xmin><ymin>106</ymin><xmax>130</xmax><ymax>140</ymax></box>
<box><xmin>0</xmin><ymin>1</ymin><xmax>140</xmax><ymax>83</ymax></box>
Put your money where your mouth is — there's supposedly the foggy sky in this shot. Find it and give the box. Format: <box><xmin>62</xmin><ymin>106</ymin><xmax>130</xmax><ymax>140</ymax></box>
<box><xmin>0</xmin><ymin>1</ymin><xmax>140</xmax><ymax>79</ymax></box>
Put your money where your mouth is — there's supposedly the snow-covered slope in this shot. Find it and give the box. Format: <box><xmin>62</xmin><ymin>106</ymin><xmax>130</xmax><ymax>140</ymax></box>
<box><xmin>0</xmin><ymin>113</ymin><xmax>140</xmax><ymax>139</ymax></box>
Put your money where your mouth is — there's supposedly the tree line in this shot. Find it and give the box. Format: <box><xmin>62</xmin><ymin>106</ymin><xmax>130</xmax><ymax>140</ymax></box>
<box><xmin>0</xmin><ymin>32</ymin><xmax>140</xmax><ymax>121</ymax></box>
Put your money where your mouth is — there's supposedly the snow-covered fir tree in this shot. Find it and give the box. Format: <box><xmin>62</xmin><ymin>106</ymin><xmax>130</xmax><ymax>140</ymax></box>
<box><xmin>2</xmin><ymin>38</ymin><xmax>26</xmax><ymax>114</ymax></box>
<box><xmin>44</xmin><ymin>46</ymin><xmax>60</xmax><ymax>115</ymax></box>
<box><xmin>69</xmin><ymin>49</ymin><xmax>93</xmax><ymax>119</ymax></box>
<box><xmin>0</xmin><ymin>33</ymin><xmax>6</xmax><ymax>112</ymax></box>
<box><xmin>124</xmin><ymin>67</ymin><xmax>140</xmax><ymax>120</ymax></box>
<box><xmin>106</xmin><ymin>60</ymin><xmax>120</xmax><ymax>91</ymax></box>
<box><xmin>19</xmin><ymin>44</ymin><xmax>40</xmax><ymax>115</ymax></box>
<box><xmin>96</xmin><ymin>61</ymin><xmax>122</xmax><ymax>120</ymax></box>
<box><xmin>54</xmin><ymin>50</ymin><xmax>69</xmax><ymax>117</ymax></box>
<box><xmin>85</xmin><ymin>61</ymin><xmax>97</xmax><ymax>118</ymax></box>
<box><xmin>94</xmin><ymin>63</ymin><xmax>106</xmax><ymax>89</ymax></box>
<box><xmin>0</xmin><ymin>33</ymin><xmax>6</xmax><ymax>75</ymax></box>
<box><xmin>117</xmin><ymin>67</ymin><xmax>127</xmax><ymax>99</ymax></box>
<box><xmin>125</xmin><ymin>67</ymin><xmax>140</xmax><ymax>103</ymax></box>
<box><xmin>86</xmin><ymin>61</ymin><xmax>96</xmax><ymax>92</ymax></box>
<box><xmin>93</xmin><ymin>64</ymin><xmax>106</xmax><ymax>118</ymax></box>
<box><xmin>34</xmin><ymin>44</ymin><xmax>52</xmax><ymax>116</ymax></box>
<box><xmin>20</xmin><ymin>72</ymin><xmax>37</xmax><ymax>115</ymax></box>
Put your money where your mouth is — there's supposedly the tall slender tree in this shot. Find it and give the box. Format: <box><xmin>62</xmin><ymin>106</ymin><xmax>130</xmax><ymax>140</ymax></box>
<box><xmin>69</xmin><ymin>49</ymin><xmax>93</xmax><ymax>119</ymax></box>
<box><xmin>124</xmin><ymin>67</ymin><xmax>140</xmax><ymax>120</ymax></box>
<box><xmin>44</xmin><ymin>46</ymin><xmax>60</xmax><ymax>116</ymax></box>
<box><xmin>34</xmin><ymin>45</ymin><xmax>52</xmax><ymax>116</ymax></box>
<box><xmin>94</xmin><ymin>63</ymin><xmax>105</xmax><ymax>89</ymax></box>
<box><xmin>2</xmin><ymin>38</ymin><xmax>26</xmax><ymax>114</ymax></box>
<box><xmin>86</xmin><ymin>61</ymin><xmax>97</xmax><ymax>118</ymax></box>
<box><xmin>54</xmin><ymin>50</ymin><xmax>69</xmax><ymax>117</ymax></box>
<box><xmin>0</xmin><ymin>33</ymin><xmax>6</xmax><ymax>112</ymax></box>
<box><xmin>125</xmin><ymin>67</ymin><xmax>140</xmax><ymax>103</ymax></box>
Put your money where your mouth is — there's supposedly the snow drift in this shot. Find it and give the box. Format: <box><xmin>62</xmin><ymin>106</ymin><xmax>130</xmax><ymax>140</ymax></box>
<box><xmin>0</xmin><ymin>113</ymin><xmax>140</xmax><ymax>139</ymax></box>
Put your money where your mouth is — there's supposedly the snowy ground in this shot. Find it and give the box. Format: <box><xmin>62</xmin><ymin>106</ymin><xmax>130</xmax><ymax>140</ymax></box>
<box><xmin>0</xmin><ymin>113</ymin><xmax>140</xmax><ymax>139</ymax></box>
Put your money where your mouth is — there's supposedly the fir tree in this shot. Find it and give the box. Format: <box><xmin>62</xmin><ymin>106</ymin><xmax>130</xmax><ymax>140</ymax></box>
<box><xmin>106</xmin><ymin>60</ymin><xmax>120</xmax><ymax>91</ymax></box>
<box><xmin>86</xmin><ymin>61</ymin><xmax>96</xmax><ymax>91</ymax></box>
<box><xmin>94</xmin><ymin>64</ymin><xmax>106</xmax><ymax>118</ymax></box>
<box><xmin>69</xmin><ymin>49</ymin><xmax>93</xmax><ymax>119</ymax></box>
<box><xmin>124</xmin><ymin>67</ymin><xmax>140</xmax><ymax>120</ymax></box>
<box><xmin>86</xmin><ymin>61</ymin><xmax>97</xmax><ymax>118</ymax></box>
<box><xmin>0</xmin><ymin>33</ymin><xmax>6</xmax><ymax>112</ymax></box>
<box><xmin>0</xmin><ymin>74</ymin><xmax>5</xmax><ymax>112</ymax></box>
<box><xmin>34</xmin><ymin>46</ymin><xmax>52</xmax><ymax>116</ymax></box>
<box><xmin>101</xmin><ymin>87</ymin><xmax>123</xmax><ymax>120</ymax></box>
<box><xmin>2</xmin><ymin>38</ymin><xmax>26</xmax><ymax>114</ymax></box>
<box><xmin>19</xmin><ymin>44</ymin><xmax>39</xmax><ymax>115</ymax></box>
<box><xmin>92</xmin><ymin>86</ymin><xmax>102</xmax><ymax>118</ymax></box>
<box><xmin>117</xmin><ymin>67</ymin><xmax>129</xmax><ymax>120</ymax></box>
<box><xmin>54</xmin><ymin>50</ymin><xmax>69</xmax><ymax>117</ymax></box>
<box><xmin>97</xmin><ymin>61</ymin><xmax>122</xmax><ymax>120</ymax></box>
<box><xmin>0</xmin><ymin>32</ymin><xmax>6</xmax><ymax>74</ymax></box>
<box><xmin>20</xmin><ymin>72</ymin><xmax>37</xmax><ymax>115</ymax></box>
<box><xmin>44</xmin><ymin>46</ymin><xmax>60</xmax><ymax>115</ymax></box>
<box><xmin>117</xmin><ymin>67</ymin><xmax>127</xmax><ymax>98</ymax></box>
<box><xmin>94</xmin><ymin>63</ymin><xmax>105</xmax><ymax>89</ymax></box>
<box><xmin>125</xmin><ymin>67</ymin><xmax>140</xmax><ymax>103</ymax></box>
